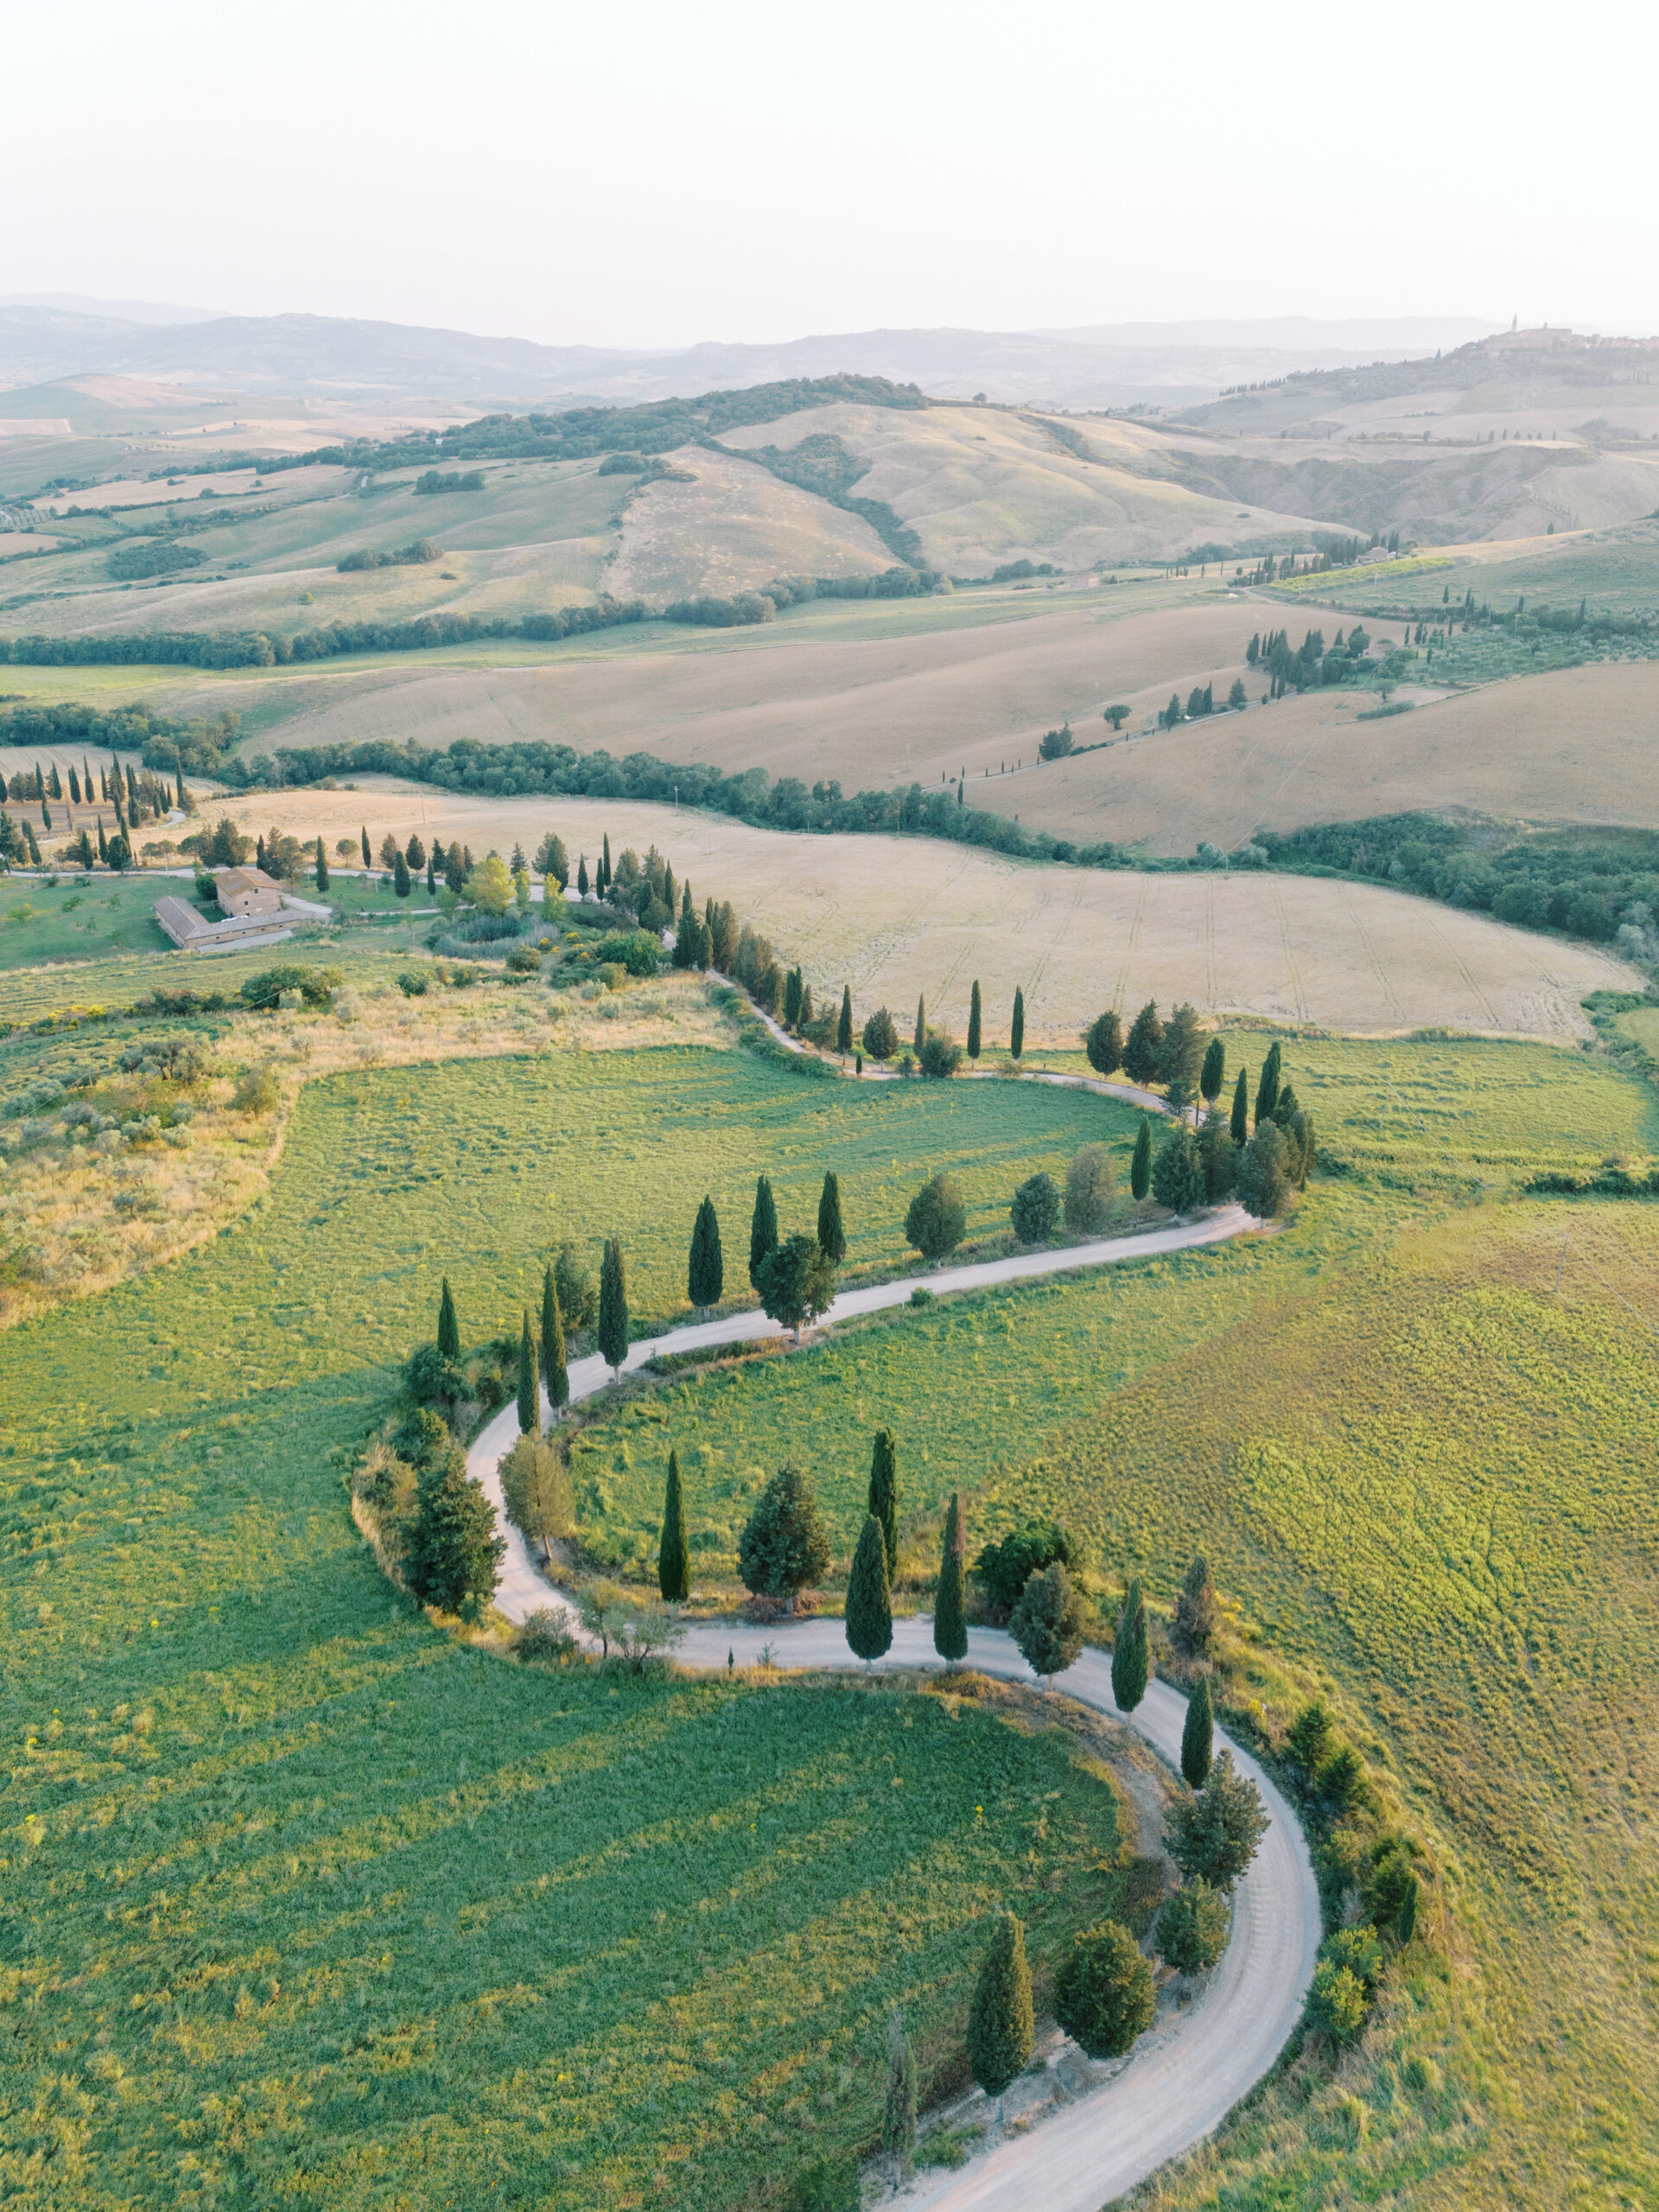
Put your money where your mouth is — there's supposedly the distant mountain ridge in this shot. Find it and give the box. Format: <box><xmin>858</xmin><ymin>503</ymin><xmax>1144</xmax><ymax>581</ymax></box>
<box><xmin>0</xmin><ymin>304</ymin><xmax>1503</xmax><ymax>411</ymax></box>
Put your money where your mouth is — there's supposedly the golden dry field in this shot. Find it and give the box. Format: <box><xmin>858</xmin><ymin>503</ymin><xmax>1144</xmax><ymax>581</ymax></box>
<box><xmin>208</xmin><ymin>783</ymin><xmax>1635</xmax><ymax>1038</ymax></box>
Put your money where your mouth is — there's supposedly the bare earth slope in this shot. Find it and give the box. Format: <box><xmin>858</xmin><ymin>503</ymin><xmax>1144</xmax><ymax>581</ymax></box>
<box><xmin>216</xmin><ymin>784</ymin><xmax>1634</xmax><ymax>1039</ymax></box>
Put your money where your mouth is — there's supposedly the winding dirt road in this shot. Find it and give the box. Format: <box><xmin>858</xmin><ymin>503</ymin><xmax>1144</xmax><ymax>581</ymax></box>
<box><xmin>464</xmin><ymin>1202</ymin><xmax>1320</xmax><ymax>2209</ymax></box>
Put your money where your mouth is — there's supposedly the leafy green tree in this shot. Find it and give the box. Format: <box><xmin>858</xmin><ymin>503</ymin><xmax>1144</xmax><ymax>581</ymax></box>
<box><xmin>845</xmin><ymin>1513</ymin><xmax>893</xmax><ymax>1664</ymax></box>
<box><xmin>967</xmin><ymin>1914</ymin><xmax>1033</xmax><ymax>2108</ymax></box>
<box><xmin>499</xmin><ymin>1434</ymin><xmax>574</xmax><ymax>1562</ymax></box>
<box><xmin>1111</xmin><ymin>1580</ymin><xmax>1149</xmax><ymax>1711</ymax></box>
<box><xmin>393</xmin><ymin>850</ymin><xmax>411</xmax><ymax>898</ymax></box>
<box><xmin>975</xmin><ymin>1523</ymin><xmax>1076</xmax><ymax>1616</ymax></box>
<box><xmin>1255</xmin><ymin>1041</ymin><xmax>1282</xmax><ymax>1122</ymax></box>
<box><xmin>738</xmin><ymin>1465</ymin><xmax>831</xmax><ymax>1611</ymax></box>
<box><xmin>1181</xmin><ymin>1674</ymin><xmax>1214</xmax><ymax>1787</ymax></box>
<box><xmin>1171</xmin><ymin>1555</ymin><xmax>1218</xmax><ymax>1657</ymax></box>
<box><xmin>1055</xmin><ymin>1923</ymin><xmax>1154</xmax><ymax>2058</ymax></box>
<box><xmin>554</xmin><ymin>1244</ymin><xmax>596</xmax><ymax>1332</ymax></box>
<box><xmin>689</xmin><ymin>1195</ymin><xmax>723</xmax><ymax>1310</ymax></box>
<box><xmin>1160</xmin><ymin>1003</ymin><xmax>1205</xmax><ymax>1113</ymax></box>
<box><xmin>315</xmin><ymin>836</ymin><xmax>329</xmax><ymax>891</ymax></box>
<box><xmin>1166</xmin><ymin>1751</ymin><xmax>1269</xmax><ymax>1891</ymax></box>
<box><xmin>861</xmin><ymin>1006</ymin><xmax>899</xmax><ymax>1060</ymax></box>
<box><xmin>1122</xmin><ymin>1001</ymin><xmax>1165</xmax><ymax>1085</ymax></box>
<box><xmin>1152</xmin><ymin>1122</ymin><xmax>1205</xmax><ymax>1214</ymax></box>
<box><xmin>1237</xmin><ymin>1122</ymin><xmax>1292</xmax><ymax>1218</ymax></box>
<box><xmin>1104</xmin><ymin>703</ymin><xmax>1129</xmax><ymax>730</ymax></box>
<box><xmin>817</xmin><ymin>1172</ymin><xmax>846</xmax><ymax>1264</ymax></box>
<box><xmin>912</xmin><ymin>994</ymin><xmax>926</xmax><ymax>1058</ymax></box>
<box><xmin>534</xmin><ymin>830</ymin><xmax>569</xmax><ymax>887</ymax></box>
<box><xmin>880</xmin><ymin>2011</ymin><xmax>917</xmax><ymax>2186</ymax></box>
<box><xmin>1010</xmin><ymin>1560</ymin><xmax>1087</xmax><ymax>1682</ymax></box>
<box><xmin>658</xmin><ymin>1447</ymin><xmax>690</xmax><ymax>1601</ymax></box>
<box><xmin>748</xmin><ymin>1173</ymin><xmax>779</xmax><ymax>1287</ymax></box>
<box><xmin>934</xmin><ymin>1491</ymin><xmax>968</xmax><ymax>1663</ymax></box>
<box><xmin>517</xmin><ymin>1309</ymin><xmax>538</xmax><ymax>1434</ymax></box>
<box><xmin>437</xmin><ymin>1276</ymin><xmax>461</xmax><ymax>1362</ymax></box>
<box><xmin>1084</xmin><ymin>1009</ymin><xmax>1124</xmax><ymax>1077</ymax></box>
<box><xmin>905</xmin><ymin>1173</ymin><xmax>967</xmax><ymax>1262</ymax></box>
<box><xmin>919</xmin><ymin>1031</ymin><xmax>962</xmax><ymax>1078</ymax></box>
<box><xmin>540</xmin><ymin>1266</ymin><xmax>569</xmax><ymax>1414</ymax></box>
<box><xmin>837</xmin><ymin>985</ymin><xmax>853</xmax><ymax>1054</ymax></box>
<box><xmin>466</xmin><ymin>852</ymin><xmax>512</xmax><ymax>913</ymax></box>
<box><xmin>598</xmin><ymin>1237</ymin><xmax>629</xmax><ymax>1377</ymax></box>
<box><xmin>968</xmin><ymin>979</ymin><xmax>982</xmax><ymax>1061</ymax></box>
<box><xmin>1010</xmin><ymin>1171</ymin><xmax>1060</xmax><ymax>1244</ymax></box>
<box><xmin>1307</xmin><ymin>1956</ymin><xmax>1368</xmax><ymax>2041</ymax></box>
<box><xmin>1200</xmin><ymin>1035</ymin><xmax>1225</xmax><ymax>1108</ymax></box>
<box><xmin>1156</xmin><ymin>1881</ymin><xmax>1229</xmax><ymax>1974</ymax></box>
<box><xmin>1065</xmin><ymin>1142</ymin><xmax>1116</xmax><ymax>1233</ymax></box>
<box><xmin>755</xmin><ymin>1233</ymin><xmax>836</xmax><ymax>1342</ymax></box>
<box><xmin>406</xmin><ymin>1457</ymin><xmax>505</xmax><ymax>1618</ymax></box>
<box><xmin>1230</xmin><ymin>1067</ymin><xmax>1250</xmax><ymax>1147</ymax></box>
<box><xmin>1285</xmin><ymin>1699</ymin><xmax>1334</xmax><ymax>1787</ymax></box>
<box><xmin>1010</xmin><ymin>986</ymin><xmax>1026</xmax><ymax>1060</ymax></box>
<box><xmin>868</xmin><ymin>1428</ymin><xmax>899</xmax><ymax>1577</ymax></box>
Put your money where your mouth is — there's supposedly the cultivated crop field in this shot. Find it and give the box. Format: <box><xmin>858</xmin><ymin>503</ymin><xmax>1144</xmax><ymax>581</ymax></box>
<box><xmin>566</xmin><ymin>1030</ymin><xmax>1659</xmax><ymax>2206</ymax></box>
<box><xmin>206</xmin><ymin>785</ymin><xmax>1638</xmax><ymax>1039</ymax></box>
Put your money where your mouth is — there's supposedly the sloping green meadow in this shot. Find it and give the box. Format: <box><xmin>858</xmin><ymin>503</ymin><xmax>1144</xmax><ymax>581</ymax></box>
<box><xmin>0</xmin><ymin>1040</ymin><xmax>1147</xmax><ymax>2210</ymax></box>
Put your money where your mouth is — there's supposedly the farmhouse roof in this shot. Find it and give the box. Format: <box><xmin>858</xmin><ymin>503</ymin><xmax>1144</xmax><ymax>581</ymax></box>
<box><xmin>215</xmin><ymin>866</ymin><xmax>279</xmax><ymax>894</ymax></box>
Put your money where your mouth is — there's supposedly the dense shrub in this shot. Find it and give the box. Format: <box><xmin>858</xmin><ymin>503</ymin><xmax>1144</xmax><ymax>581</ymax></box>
<box><xmin>974</xmin><ymin>1522</ymin><xmax>1077</xmax><ymax>1617</ymax></box>
<box><xmin>905</xmin><ymin>1172</ymin><xmax>967</xmax><ymax>1261</ymax></box>
<box><xmin>1064</xmin><ymin>1143</ymin><xmax>1116</xmax><ymax>1233</ymax></box>
<box><xmin>1054</xmin><ymin>1922</ymin><xmax>1154</xmax><ymax>2056</ymax></box>
<box><xmin>1010</xmin><ymin>1172</ymin><xmax>1060</xmax><ymax>1244</ymax></box>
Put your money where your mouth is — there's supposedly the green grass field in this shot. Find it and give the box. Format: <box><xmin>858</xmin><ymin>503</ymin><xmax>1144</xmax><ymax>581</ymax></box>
<box><xmin>0</xmin><ymin>874</ymin><xmax>175</xmax><ymax>964</ymax></box>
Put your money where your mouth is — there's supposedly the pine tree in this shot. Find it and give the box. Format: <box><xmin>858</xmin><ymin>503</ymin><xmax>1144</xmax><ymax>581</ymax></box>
<box><xmin>1111</xmin><ymin>1580</ymin><xmax>1149</xmax><ymax>1713</ymax></box>
<box><xmin>437</xmin><ymin>1277</ymin><xmax>461</xmax><ymax>1360</ymax></box>
<box><xmin>967</xmin><ymin>1914</ymin><xmax>1033</xmax><ymax>2109</ymax></box>
<box><xmin>1231</xmin><ymin>1067</ymin><xmax>1250</xmax><ymax>1147</ymax></box>
<box><xmin>816</xmin><ymin>1172</ymin><xmax>845</xmax><ymax>1265</ymax></box>
<box><xmin>868</xmin><ymin>1428</ymin><xmax>899</xmax><ymax>1578</ymax></box>
<box><xmin>360</xmin><ymin>824</ymin><xmax>371</xmax><ymax>867</ymax></box>
<box><xmin>540</xmin><ymin>1266</ymin><xmax>569</xmax><ymax>1414</ymax></box>
<box><xmin>748</xmin><ymin>1173</ymin><xmax>779</xmax><ymax>1287</ymax></box>
<box><xmin>315</xmin><ymin>836</ymin><xmax>329</xmax><ymax>891</ymax></box>
<box><xmin>1255</xmin><ymin>1041</ymin><xmax>1282</xmax><ymax>1123</ymax></box>
<box><xmin>517</xmin><ymin>1310</ymin><xmax>538</xmax><ymax>1434</ymax></box>
<box><xmin>968</xmin><ymin>979</ymin><xmax>982</xmax><ymax>1061</ymax></box>
<box><xmin>913</xmin><ymin>994</ymin><xmax>926</xmax><ymax>1058</ymax></box>
<box><xmin>1181</xmin><ymin>1673</ymin><xmax>1214</xmax><ymax>1789</ymax></box>
<box><xmin>406</xmin><ymin>1458</ymin><xmax>506</xmax><ymax>1618</ymax></box>
<box><xmin>658</xmin><ymin>1448</ymin><xmax>690</xmax><ymax>1602</ymax></box>
<box><xmin>1130</xmin><ymin>1119</ymin><xmax>1152</xmax><ymax>1201</ymax></box>
<box><xmin>1011</xmin><ymin>986</ymin><xmax>1025</xmax><ymax>1060</ymax></box>
<box><xmin>934</xmin><ymin>1491</ymin><xmax>968</xmax><ymax>1663</ymax></box>
<box><xmin>688</xmin><ymin>1195</ymin><xmax>723</xmax><ymax>1310</ymax></box>
<box><xmin>1199</xmin><ymin>1036</ymin><xmax>1225</xmax><ymax>1109</ymax></box>
<box><xmin>845</xmin><ymin>1512</ymin><xmax>893</xmax><ymax>1664</ymax></box>
<box><xmin>837</xmin><ymin>985</ymin><xmax>853</xmax><ymax>1054</ymax></box>
<box><xmin>598</xmin><ymin>1237</ymin><xmax>629</xmax><ymax>1377</ymax></box>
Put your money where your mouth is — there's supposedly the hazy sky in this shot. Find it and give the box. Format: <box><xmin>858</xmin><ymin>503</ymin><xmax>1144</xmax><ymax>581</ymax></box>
<box><xmin>8</xmin><ymin>0</ymin><xmax>1650</xmax><ymax>346</ymax></box>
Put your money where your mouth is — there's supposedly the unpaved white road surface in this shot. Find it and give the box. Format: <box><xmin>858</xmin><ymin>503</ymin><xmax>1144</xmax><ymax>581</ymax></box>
<box><xmin>461</xmin><ymin>1197</ymin><xmax>1319</xmax><ymax>2207</ymax></box>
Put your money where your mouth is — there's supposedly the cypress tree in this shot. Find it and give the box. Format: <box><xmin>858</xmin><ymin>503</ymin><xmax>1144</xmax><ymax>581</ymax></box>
<box><xmin>540</xmin><ymin>1266</ymin><xmax>569</xmax><ymax>1412</ymax></box>
<box><xmin>1011</xmin><ymin>986</ymin><xmax>1025</xmax><ymax>1060</ymax></box>
<box><xmin>1255</xmin><ymin>1041</ymin><xmax>1282</xmax><ymax>1123</ymax></box>
<box><xmin>688</xmin><ymin>1195</ymin><xmax>723</xmax><ymax>1309</ymax></box>
<box><xmin>1181</xmin><ymin>1673</ymin><xmax>1214</xmax><ymax>1789</ymax></box>
<box><xmin>1200</xmin><ymin>1036</ymin><xmax>1225</xmax><ymax>1108</ymax></box>
<box><xmin>968</xmin><ymin>979</ymin><xmax>982</xmax><ymax>1061</ymax></box>
<box><xmin>601</xmin><ymin>832</ymin><xmax>612</xmax><ymax>890</ymax></box>
<box><xmin>845</xmin><ymin>1512</ymin><xmax>893</xmax><ymax>1664</ymax></box>
<box><xmin>748</xmin><ymin>1173</ymin><xmax>779</xmax><ymax>1288</ymax></box>
<box><xmin>1111</xmin><ymin>1580</ymin><xmax>1149</xmax><ymax>1713</ymax></box>
<box><xmin>97</xmin><ymin>818</ymin><xmax>108</xmax><ymax>861</ymax></box>
<box><xmin>837</xmin><ymin>984</ymin><xmax>853</xmax><ymax>1054</ymax></box>
<box><xmin>315</xmin><ymin>836</ymin><xmax>329</xmax><ymax>891</ymax></box>
<box><xmin>394</xmin><ymin>850</ymin><xmax>411</xmax><ymax>897</ymax></box>
<box><xmin>517</xmin><ymin>1309</ymin><xmax>538</xmax><ymax>1434</ymax></box>
<box><xmin>1230</xmin><ymin>1067</ymin><xmax>1250</xmax><ymax>1147</ymax></box>
<box><xmin>360</xmin><ymin>824</ymin><xmax>371</xmax><ymax>867</ymax></box>
<box><xmin>1130</xmin><ymin>1119</ymin><xmax>1153</xmax><ymax>1201</ymax></box>
<box><xmin>868</xmin><ymin>1428</ymin><xmax>899</xmax><ymax>1579</ymax></box>
<box><xmin>437</xmin><ymin>1276</ymin><xmax>461</xmax><ymax>1360</ymax></box>
<box><xmin>880</xmin><ymin>2011</ymin><xmax>918</xmax><ymax>2185</ymax></box>
<box><xmin>816</xmin><ymin>1172</ymin><xmax>846</xmax><ymax>1265</ymax></box>
<box><xmin>577</xmin><ymin>854</ymin><xmax>589</xmax><ymax>896</ymax></box>
<box><xmin>913</xmin><ymin>994</ymin><xmax>926</xmax><ymax>1058</ymax></box>
<box><xmin>658</xmin><ymin>1448</ymin><xmax>690</xmax><ymax>1602</ymax></box>
<box><xmin>784</xmin><ymin>966</ymin><xmax>803</xmax><ymax>1030</ymax></box>
<box><xmin>967</xmin><ymin>1914</ymin><xmax>1033</xmax><ymax>2109</ymax></box>
<box><xmin>598</xmin><ymin>1237</ymin><xmax>629</xmax><ymax>1377</ymax></box>
<box><xmin>934</xmin><ymin>1491</ymin><xmax>968</xmax><ymax>1663</ymax></box>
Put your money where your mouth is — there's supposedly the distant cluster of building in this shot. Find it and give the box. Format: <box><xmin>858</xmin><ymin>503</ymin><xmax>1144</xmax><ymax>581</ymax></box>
<box><xmin>153</xmin><ymin>867</ymin><xmax>330</xmax><ymax>951</ymax></box>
